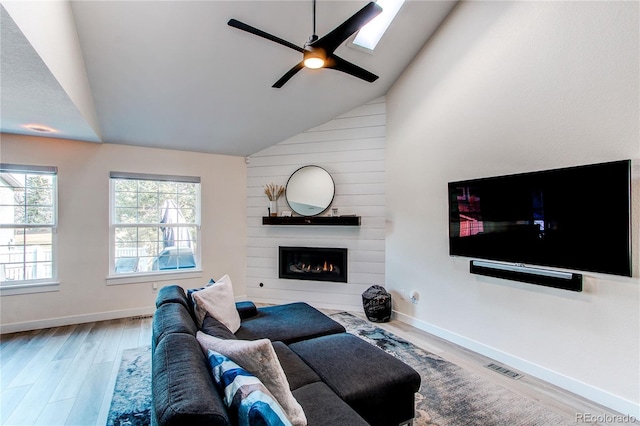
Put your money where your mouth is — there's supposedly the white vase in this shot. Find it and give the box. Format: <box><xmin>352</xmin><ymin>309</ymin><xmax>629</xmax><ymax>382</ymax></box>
<box><xmin>269</xmin><ymin>200</ymin><xmax>277</xmax><ymax>217</ymax></box>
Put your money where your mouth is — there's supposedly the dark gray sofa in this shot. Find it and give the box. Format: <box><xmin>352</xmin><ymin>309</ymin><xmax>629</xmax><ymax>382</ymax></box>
<box><xmin>151</xmin><ymin>285</ymin><xmax>421</xmax><ymax>426</ymax></box>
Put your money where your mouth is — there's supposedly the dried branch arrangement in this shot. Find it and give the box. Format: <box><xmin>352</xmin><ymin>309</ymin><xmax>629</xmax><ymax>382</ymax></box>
<box><xmin>264</xmin><ymin>183</ymin><xmax>285</xmax><ymax>201</ymax></box>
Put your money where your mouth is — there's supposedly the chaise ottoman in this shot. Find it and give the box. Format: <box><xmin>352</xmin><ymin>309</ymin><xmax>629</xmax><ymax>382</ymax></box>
<box><xmin>289</xmin><ymin>332</ymin><xmax>421</xmax><ymax>426</ymax></box>
<box><xmin>234</xmin><ymin>302</ymin><xmax>346</xmax><ymax>344</ymax></box>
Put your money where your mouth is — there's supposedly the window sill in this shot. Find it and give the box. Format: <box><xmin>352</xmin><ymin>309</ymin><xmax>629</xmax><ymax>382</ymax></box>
<box><xmin>106</xmin><ymin>269</ymin><xmax>203</xmax><ymax>286</ymax></box>
<box><xmin>0</xmin><ymin>281</ymin><xmax>60</xmax><ymax>296</ymax></box>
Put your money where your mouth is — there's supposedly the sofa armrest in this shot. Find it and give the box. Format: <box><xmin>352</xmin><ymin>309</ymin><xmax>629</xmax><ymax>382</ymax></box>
<box><xmin>156</xmin><ymin>285</ymin><xmax>190</xmax><ymax>310</ymax></box>
<box><xmin>235</xmin><ymin>301</ymin><xmax>258</xmax><ymax>320</ymax></box>
<box><xmin>153</xmin><ymin>333</ymin><xmax>230</xmax><ymax>426</ymax></box>
<box><xmin>152</xmin><ymin>302</ymin><xmax>198</xmax><ymax>352</ymax></box>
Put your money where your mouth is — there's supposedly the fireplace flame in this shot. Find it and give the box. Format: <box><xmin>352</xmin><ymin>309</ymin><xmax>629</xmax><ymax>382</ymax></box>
<box><xmin>288</xmin><ymin>260</ymin><xmax>340</xmax><ymax>275</ymax></box>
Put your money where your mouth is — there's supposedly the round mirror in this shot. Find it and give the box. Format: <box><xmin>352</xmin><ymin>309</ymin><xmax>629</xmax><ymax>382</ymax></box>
<box><xmin>285</xmin><ymin>166</ymin><xmax>335</xmax><ymax>216</ymax></box>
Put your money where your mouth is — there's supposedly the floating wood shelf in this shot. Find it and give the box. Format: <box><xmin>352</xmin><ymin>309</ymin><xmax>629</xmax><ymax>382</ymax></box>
<box><xmin>262</xmin><ymin>216</ymin><xmax>361</xmax><ymax>226</ymax></box>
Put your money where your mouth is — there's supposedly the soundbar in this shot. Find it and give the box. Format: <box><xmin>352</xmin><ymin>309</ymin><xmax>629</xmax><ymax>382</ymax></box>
<box><xmin>470</xmin><ymin>260</ymin><xmax>583</xmax><ymax>292</ymax></box>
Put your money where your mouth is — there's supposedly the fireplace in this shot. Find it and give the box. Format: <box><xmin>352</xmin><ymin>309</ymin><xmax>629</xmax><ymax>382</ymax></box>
<box><xmin>279</xmin><ymin>246</ymin><xmax>347</xmax><ymax>283</ymax></box>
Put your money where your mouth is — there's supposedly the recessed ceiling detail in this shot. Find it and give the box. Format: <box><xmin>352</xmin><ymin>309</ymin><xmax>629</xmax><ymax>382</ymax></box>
<box><xmin>22</xmin><ymin>124</ymin><xmax>58</xmax><ymax>133</ymax></box>
<box><xmin>0</xmin><ymin>3</ymin><xmax>101</xmax><ymax>143</ymax></box>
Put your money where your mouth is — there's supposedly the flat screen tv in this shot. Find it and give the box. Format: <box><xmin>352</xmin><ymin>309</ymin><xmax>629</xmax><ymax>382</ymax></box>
<box><xmin>448</xmin><ymin>160</ymin><xmax>632</xmax><ymax>277</ymax></box>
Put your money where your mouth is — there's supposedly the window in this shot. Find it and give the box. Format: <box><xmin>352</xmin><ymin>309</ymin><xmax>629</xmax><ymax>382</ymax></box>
<box><xmin>0</xmin><ymin>164</ymin><xmax>57</xmax><ymax>285</ymax></box>
<box><xmin>110</xmin><ymin>172</ymin><xmax>201</xmax><ymax>277</ymax></box>
<box><xmin>352</xmin><ymin>0</ymin><xmax>405</xmax><ymax>51</ymax></box>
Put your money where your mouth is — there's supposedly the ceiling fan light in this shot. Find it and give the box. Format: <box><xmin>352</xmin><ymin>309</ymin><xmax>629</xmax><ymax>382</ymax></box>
<box><xmin>304</xmin><ymin>56</ymin><xmax>325</xmax><ymax>69</ymax></box>
<box><xmin>303</xmin><ymin>48</ymin><xmax>325</xmax><ymax>69</ymax></box>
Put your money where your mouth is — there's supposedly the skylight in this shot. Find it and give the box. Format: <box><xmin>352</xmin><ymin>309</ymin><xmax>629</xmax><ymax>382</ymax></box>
<box><xmin>352</xmin><ymin>0</ymin><xmax>405</xmax><ymax>51</ymax></box>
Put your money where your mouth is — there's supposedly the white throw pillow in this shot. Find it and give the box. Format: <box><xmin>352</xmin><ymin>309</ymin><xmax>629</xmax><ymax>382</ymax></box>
<box><xmin>192</xmin><ymin>274</ymin><xmax>241</xmax><ymax>332</ymax></box>
<box><xmin>196</xmin><ymin>331</ymin><xmax>307</xmax><ymax>426</ymax></box>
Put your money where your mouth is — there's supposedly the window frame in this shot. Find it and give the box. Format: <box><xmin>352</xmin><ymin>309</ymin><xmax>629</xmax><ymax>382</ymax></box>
<box><xmin>0</xmin><ymin>164</ymin><xmax>58</xmax><ymax>293</ymax></box>
<box><xmin>108</xmin><ymin>171</ymin><xmax>202</xmax><ymax>283</ymax></box>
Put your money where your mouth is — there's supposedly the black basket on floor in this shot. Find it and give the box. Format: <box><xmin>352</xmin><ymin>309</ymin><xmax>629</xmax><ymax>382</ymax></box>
<box><xmin>362</xmin><ymin>285</ymin><xmax>391</xmax><ymax>323</ymax></box>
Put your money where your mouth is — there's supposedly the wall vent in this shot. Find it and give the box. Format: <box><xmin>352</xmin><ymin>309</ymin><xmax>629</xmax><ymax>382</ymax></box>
<box><xmin>128</xmin><ymin>315</ymin><xmax>153</xmax><ymax>321</ymax></box>
<box><xmin>485</xmin><ymin>363</ymin><xmax>524</xmax><ymax>380</ymax></box>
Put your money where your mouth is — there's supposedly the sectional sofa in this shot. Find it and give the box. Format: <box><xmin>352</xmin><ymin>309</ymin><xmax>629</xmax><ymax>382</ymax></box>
<box><xmin>151</xmin><ymin>285</ymin><xmax>421</xmax><ymax>426</ymax></box>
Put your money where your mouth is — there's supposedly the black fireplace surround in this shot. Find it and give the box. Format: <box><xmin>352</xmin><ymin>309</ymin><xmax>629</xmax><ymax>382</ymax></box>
<box><xmin>279</xmin><ymin>246</ymin><xmax>347</xmax><ymax>283</ymax></box>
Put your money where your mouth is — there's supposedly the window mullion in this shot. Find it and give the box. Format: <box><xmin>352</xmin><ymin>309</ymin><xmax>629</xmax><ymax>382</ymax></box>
<box><xmin>0</xmin><ymin>224</ymin><xmax>55</xmax><ymax>229</ymax></box>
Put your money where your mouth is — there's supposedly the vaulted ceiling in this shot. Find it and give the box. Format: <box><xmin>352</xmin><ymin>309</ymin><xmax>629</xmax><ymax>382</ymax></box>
<box><xmin>1</xmin><ymin>1</ymin><xmax>457</xmax><ymax>156</ymax></box>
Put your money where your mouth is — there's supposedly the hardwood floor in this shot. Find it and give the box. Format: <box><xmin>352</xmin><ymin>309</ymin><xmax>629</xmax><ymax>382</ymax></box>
<box><xmin>0</xmin><ymin>316</ymin><xmax>152</xmax><ymax>426</ymax></box>
<box><xmin>0</xmin><ymin>311</ymin><xmax>622</xmax><ymax>425</ymax></box>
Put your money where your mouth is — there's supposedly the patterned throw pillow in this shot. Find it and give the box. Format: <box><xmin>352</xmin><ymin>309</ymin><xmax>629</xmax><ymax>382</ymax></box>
<box><xmin>196</xmin><ymin>332</ymin><xmax>306</xmax><ymax>425</ymax></box>
<box><xmin>187</xmin><ymin>279</ymin><xmax>215</xmax><ymax>318</ymax></box>
<box><xmin>206</xmin><ymin>349</ymin><xmax>292</xmax><ymax>426</ymax></box>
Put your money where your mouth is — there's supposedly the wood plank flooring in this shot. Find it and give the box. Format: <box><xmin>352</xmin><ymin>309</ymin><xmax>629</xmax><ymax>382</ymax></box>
<box><xmin>0</xmin><ymin>317</ymin><xmax>152</xmax><ymax>426</ymax></box>
<box><xmin>0</xmin><ymin>311</ymin><xmax>623</xmax><ymax>425</ymax></box>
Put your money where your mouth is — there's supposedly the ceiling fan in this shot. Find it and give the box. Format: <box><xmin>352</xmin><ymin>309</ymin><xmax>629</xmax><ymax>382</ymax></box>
<box><xmin>228</xmin><ymin>1</ymin><xmax>383</xmax><ymax>88</ymax></box>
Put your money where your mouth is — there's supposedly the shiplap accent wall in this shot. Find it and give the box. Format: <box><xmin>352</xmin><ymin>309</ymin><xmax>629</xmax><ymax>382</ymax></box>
<box><xmin>246</xmin><ymin>97</ymin><xmax>386</xmax><ymax>311</ymax></box>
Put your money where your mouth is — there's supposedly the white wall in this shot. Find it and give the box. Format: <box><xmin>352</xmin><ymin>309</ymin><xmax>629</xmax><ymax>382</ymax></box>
<box><xmin>0</xmin><ymin>133</ymin><xmax>247</xmax><ymax>332</ymax></box>
<box><xmin>246</xmin><ymin>98</ymin><xmax>386</xmax><ymax>311</ymax></box>
<box><xmin>387</xmin><ymin>1</ymin><xmax>639</xmax><ymax>416</ymax></box>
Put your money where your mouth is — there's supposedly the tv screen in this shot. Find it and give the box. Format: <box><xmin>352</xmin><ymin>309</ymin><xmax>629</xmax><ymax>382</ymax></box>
<box><xmin>448</xmin><ymin>160</ymin><xmax>632</xmax><ymax>277</ymax></box>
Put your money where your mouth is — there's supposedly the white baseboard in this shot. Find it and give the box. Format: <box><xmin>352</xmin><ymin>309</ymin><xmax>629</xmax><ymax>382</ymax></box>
<box><xmin>0</xmin><ymin>306</ymin><xmax>156</xmax><ymax>334</ymax></box>
<box><xmin>393</xmin><ymin>310</ymin><xmax>640</xmax><ymax>418</ymax></box>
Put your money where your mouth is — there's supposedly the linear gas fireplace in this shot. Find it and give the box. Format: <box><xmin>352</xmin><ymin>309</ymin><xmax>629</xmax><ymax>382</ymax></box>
<box><xmin>279</xmin><ymin>246</ymin><xmax>347</xmax><ymax>283</ymax></box>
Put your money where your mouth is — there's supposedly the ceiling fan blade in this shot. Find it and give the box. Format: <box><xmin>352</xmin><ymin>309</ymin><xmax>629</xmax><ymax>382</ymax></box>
<box><xmin>228</xmin><ymin>19</ymin><xmax>305</xmax><ymax>53</ymax></box>
<box><xmin>326</xmin><ymin>54</ymin><xmax>379</xmax><ymax>83</ymax></box>
<box><xmin>272</xmin><ymin>61</ymin><xmax>305</xmax><ymax>88</ymax></box>
<box><xmin>313</xmin><ymin>2</ymin><xmax>383</xmax><ymax>53</ymax></box>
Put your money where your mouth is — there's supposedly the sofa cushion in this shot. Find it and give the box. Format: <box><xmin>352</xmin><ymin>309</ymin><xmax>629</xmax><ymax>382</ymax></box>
<box><xmin>235</xmin><ymin>303</ymin><xmax>345</xmax><ymax>344</ymax></box>
<box><xmin>192</xmin><ymin>275</ymin><xmax>241</xmax><ymax>332</ymax></box>
<box><xmin>205</xmin><ymin>349</ymin><xmax>291</xmax><ymax>426</ymax></box>
<box><xmin>201</xmin><ymin>315</ymin><xmax>237</xmax><ymax>340</ymax></box>
<box><xmin>271</xmin><ymin>342</ymin><xmax>320</xmax><ymax>391</ymax></box>
<box><xmin>153</xmin><ymin>333</ymin><xmax>230</xmax><ymax>426</ymax></box>
<box><xmin>289</xmin><ymin>333</ymin><xmax>421</xmax><ymax>426</ymax></box>
<box><xmin>292</xmin><ymin>383</ymin><xmax>369</xmax><ymax>426</ymax></box>
<box><xmin>235</xmin><ymin>301</ymin><xmax>258</xmax><ymax>320</ymax></box>
<box><xmin>152</xmin><ymin>302</ymin><xmax>198</xmax><ymax>350</ymax></box>
<box><xmin>196</xmin><ymin>332</ymin><xmax>306</xmax><ymax>426</ymax></box>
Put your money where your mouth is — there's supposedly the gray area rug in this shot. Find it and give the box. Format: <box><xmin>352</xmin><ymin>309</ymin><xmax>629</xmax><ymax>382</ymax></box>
<box><xmin>106</xmin><ymin>345</ymin><xmax>152</xmax><ymax>426</ymax></box>
<box><xmin>107</xmin><ymin>315</ymin><xmax>575</xmax><ymax>426</ymax></box>
<box><xmin>330</xmin><ymin>312</ymin><xmax>575</xmax><ymax>426</ymax></box>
